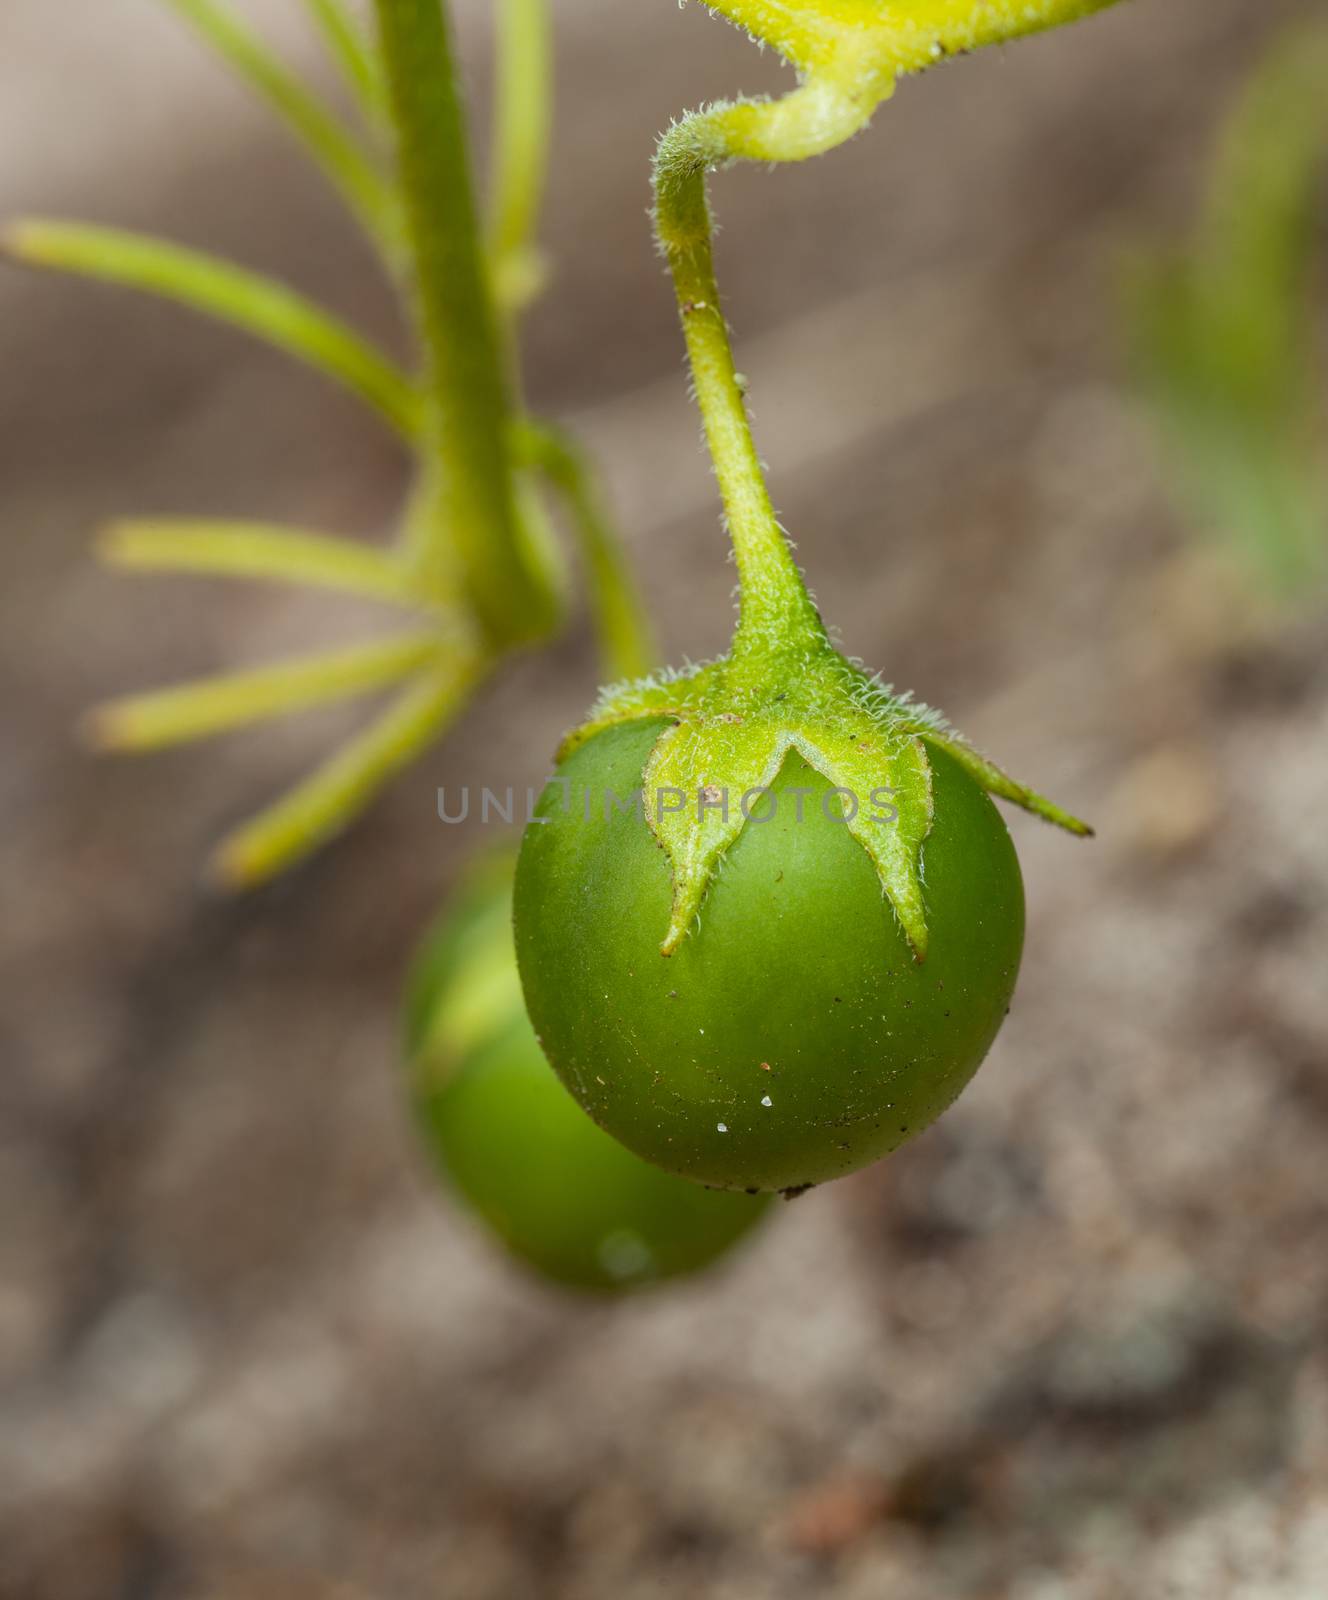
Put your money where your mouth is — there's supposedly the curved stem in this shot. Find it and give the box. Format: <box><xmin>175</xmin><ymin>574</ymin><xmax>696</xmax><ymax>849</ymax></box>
<box><xmin>374</xmin><ymin>0</ymin><xmax>551</xmax><ymax>641</ymax></box>
<box><xmin>654</xmin><ymin>92</ymin><xmax>883</xmax><ymax>657</ymax></box>
<box><xmin>654</xmin><ymin>0</ymin><xmax>1129</xmax><ymax>658</ymax></box>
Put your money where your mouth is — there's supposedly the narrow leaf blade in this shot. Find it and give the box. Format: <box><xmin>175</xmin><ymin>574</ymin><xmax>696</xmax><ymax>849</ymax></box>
<box><xmin>4</xmin><ymin>220</ymin><xmax>421</xmax><ymax>439</ymax></box>
<box><xmin>211</xmin><ymin>660</ymin><xmax>482</xmax><ymax>887</ymax></box>
<box><xmin>164</xmin><ymin>0</ymin><xmax>398</xmax><ymax>254</ymax></box>
<box><xmin>90</xmin><ymin>633</ymin><xmax>442</xmax><ymax>751</ymax></box>
<box><xmin>100</xmin><ymin>519</ymin><xmax>428</xmax><ymax>609</ymax></box>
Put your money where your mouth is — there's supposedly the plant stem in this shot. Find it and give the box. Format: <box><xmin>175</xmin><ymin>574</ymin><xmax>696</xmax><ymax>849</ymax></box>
<box><xmin>654</xmin><ymin>0</ymin><xmax>1129</xmax><ymax>658</ymax></box>
<box><xmin>654</xmin><ymin>111</ymin><xmax>839</xmax><ymax>659</ymax></box>
<box><xmin>520</xmin><ymin>423</ymin><xmax>657</xmax><ymax>681</ymax></box>
<box><xmin>374</xmin><ymin>0</ymin><xmax>549</xmax><ymax>642</ymax></box>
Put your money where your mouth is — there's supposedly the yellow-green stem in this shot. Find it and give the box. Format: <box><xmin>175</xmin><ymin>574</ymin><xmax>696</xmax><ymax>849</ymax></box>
<box><xmin>654</xmin><ymin>110</ymin><xmax>848</xmax><ymax>660</ymax></box>
<box><xmin>374</xmin><ymin>0</ymin><xmax>549</xmax><ymax>641</ymax></box>
<box><xmin>520</xmin><ymin>422</ymin><xmax>657</xmax><ymax>681</ymax></box>
<box><xmin>652</xmin><ymin>0</ymin><xmax>1129</xmax><ymax>659</ymax></box>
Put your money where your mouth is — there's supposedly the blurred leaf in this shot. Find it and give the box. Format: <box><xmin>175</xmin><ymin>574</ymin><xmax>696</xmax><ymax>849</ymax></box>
<box><xmin>211</xmin><ymin>658</ymin><xmax>484</xmax><ymax>887</ymax></box>
<box><xmin>1122</xmin><ymin>21</ymin><xmax>1328</xmax><ymax>598</ymax></box>
<box><xmin>303</xmin><ymin>0</ymin><xmax>390</xmax><ymax>133</ymax></box>
<box><xmin>5</xmin><ymin>220</ymin><xmax>421</xmax><ymax>440</ymax></box>
<box><xmin>163</xmin><ymin>0</ymin><xmax>399</xmax><ymax>257</ymax></box>
<box><xmin>90</xmin><ymin>633</ymin><xmax>445</xmax><ymax>750</ymax></box>
<box><xmin>100</xmin><ymin>519</ymin><xmax>429</xmax><ymax>608</ymax></box>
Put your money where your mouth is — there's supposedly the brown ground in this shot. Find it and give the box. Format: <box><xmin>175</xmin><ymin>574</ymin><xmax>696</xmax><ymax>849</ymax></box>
<box><xmin>2</xmin><ymin>1</ymin><xmax>1327</xmax><ymax>1596</ymax></box>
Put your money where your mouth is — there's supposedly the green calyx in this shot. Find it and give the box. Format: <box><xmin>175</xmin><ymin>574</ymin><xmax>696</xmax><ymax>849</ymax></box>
<box><xmin>561</xmin><ymin>637</ymin><xmax>1092</xmax><ymax>963</ymax></box>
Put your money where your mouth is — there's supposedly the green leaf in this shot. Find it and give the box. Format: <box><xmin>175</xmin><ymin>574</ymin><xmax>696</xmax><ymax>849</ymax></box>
<box><xmin>89</xmin><ymin>633</ymin><xmax>443</xmax><ymax>750</ymax></box>
<box><xmin>4</xmin><ymin>220</ymin><xmax>421</xmax><ymax>440</ymax></box>
<box><xmin>558</xmin><ymin>663</ymin><xmax>712</xmax><ymax>760</ymax></box>
<box><xmin>640</xmin><ymin>711</ymin><xmax>939</xmax><ymax>959</ymax></box>
<box><xmin>303</xmin><ymin>0</ymin><xmax>389</xmax><ymax>132</ymax></box>
<box><xmin>163</xmin><ymin>0</ymin><xmax>399</xmax><ymax>257</ymax></box>
<box><xmin>1121</xmin><ymin>20</ymin><xmax>1328</xmax><ymax>597</ymax></box>
<box><xmin>99</xmin><ymin>518</ymin><xmax>431</xmax><ymax>608</ymax></box>
<box><xmin>211</xmin><ymin>657</ymin><xmax>483</xmax><ymax>887</ymax></box>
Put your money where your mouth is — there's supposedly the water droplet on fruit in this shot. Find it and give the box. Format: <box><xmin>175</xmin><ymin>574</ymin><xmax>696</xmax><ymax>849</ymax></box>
<box><xmin>761</xmin><ymin>1095</ymin><xmax>772</xmax><ymax>1108</ymax></box>
<box><xmin>717</xmin><ymin>1122</ymin><xmax>728</xmax><ymax>1133</ymax></box>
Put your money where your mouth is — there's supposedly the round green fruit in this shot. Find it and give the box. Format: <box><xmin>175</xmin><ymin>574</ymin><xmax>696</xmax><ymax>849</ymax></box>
<box><xmin>514</xmin><ymin>720</ymin><xmax>1025</xmax><ymax>1193</ymax></box>
<box><xmin>405</xmin><ymin>854</ymin><xmax>772</xmax><ymax>1293</ymax></box>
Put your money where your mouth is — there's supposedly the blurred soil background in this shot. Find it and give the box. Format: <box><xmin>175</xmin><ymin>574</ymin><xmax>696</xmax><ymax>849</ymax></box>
<box><xmin>2</xmin><ymin>0</ymin><xmax>1327</xmax><ymax>1595</ymax></box>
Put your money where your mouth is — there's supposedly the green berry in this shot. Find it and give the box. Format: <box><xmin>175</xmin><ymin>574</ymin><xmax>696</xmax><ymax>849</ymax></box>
<box><xmin>516</xmin><ymin>718</ymin><xmax>1025</xmax><ymax>1192</ymax></box>
<box><xmin>405</xmin><ymin>854</ymin><xmax>772</xmax><ymax>1291</ymax></box>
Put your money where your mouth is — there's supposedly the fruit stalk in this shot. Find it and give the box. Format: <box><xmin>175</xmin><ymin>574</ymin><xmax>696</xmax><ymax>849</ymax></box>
<box><xmin>654</xmin><ymin>119</ymin><xmax>830</xmax><ymax>662</ymax></box>
<box><xmin>653</xmin><ymin>0</ymin><xmax>1129</xmax><ymax>658</ymax></box>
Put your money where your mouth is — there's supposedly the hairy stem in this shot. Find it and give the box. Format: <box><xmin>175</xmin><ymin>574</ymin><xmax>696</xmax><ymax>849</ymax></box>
<box><xmin>653</xmin><ymin>0</ymin><xmax>1128</xmax><ymax>659</ymax></box>
<box><xmin>654</xmin><ymin>98</ymin><xmax>876</xmax><ymax>659</ymax></box>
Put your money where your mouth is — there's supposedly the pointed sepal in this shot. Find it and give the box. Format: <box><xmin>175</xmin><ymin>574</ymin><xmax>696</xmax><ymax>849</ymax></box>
<box><xmin>644</xmin><ymin>713</ymin><xmax>791</xmax><ymax>954</ymax></box>
<box><xmin>791</xmin><ymin>725</ymin><xmax>935</xmax><ymax>959</ymax></box>
<box><xmin>919</xmin><ymin>730</ymin><xmax>1094</xmax><ymax>838</ymax></box>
